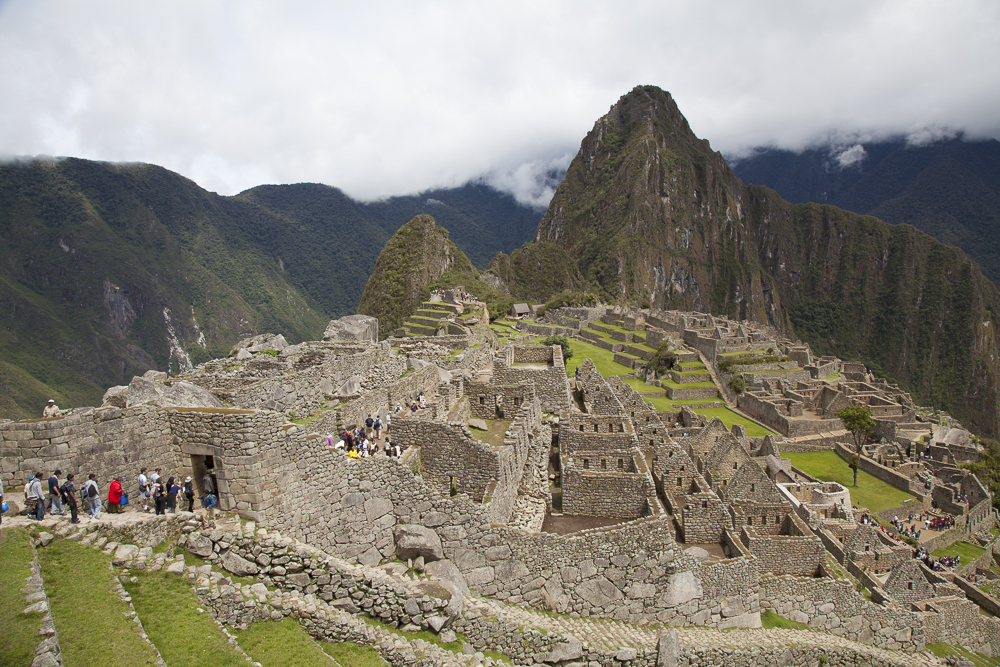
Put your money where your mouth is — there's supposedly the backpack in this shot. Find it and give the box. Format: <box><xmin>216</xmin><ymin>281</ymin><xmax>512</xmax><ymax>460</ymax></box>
<box><xmin>366</xmin><ymin>417</ymin><xmax>373</xmax><ymax>428</ymax></box>
<box><xmin>60</xmin><ymin>482</ymin><xmax>70</xmax><ymax>503</ymax></box>
<box><xmin>87</xmin><ymin>483</ymin><xmax>98</xmax><ymax>499</ymax></box>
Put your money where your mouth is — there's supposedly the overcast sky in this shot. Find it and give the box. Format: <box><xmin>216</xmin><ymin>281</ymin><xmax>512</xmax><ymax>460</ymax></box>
<box><xmin>1</xmin><ymin>1</ymin><xmax>998</xmax><ymax>206</ymax></box>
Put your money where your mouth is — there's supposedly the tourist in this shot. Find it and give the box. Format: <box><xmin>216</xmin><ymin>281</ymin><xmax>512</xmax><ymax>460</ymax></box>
<box><xmin>166</xmin><ymin>476</ymin><xmax>179</xmax><ymax>513</ymax></box>
<box><xmin>0</xmin><ymin>475</ymin><xmax>4</xmax><ymax>526</ymax></box>
<box><xmin>27</xmin><ymin>472</ymin><xmax>45</xmax><ymax>520</ymax></box>
<box><xmin>374</xmin><ymin>415</ymin><xmax>382</xmax><ymax>439</ymax></box>
<box><xmin>83</xmin><ymin>474</ymin><xmax>101</xmax><ymax>520</ymax></box>
<box><xmin>153</xmin><ymin>477</ymin><xmax>166</xmax><ymax>515</ymax></box>
<box><xmin>62</xmin><ymin>473</ymin><xmax>79</xmax><ymax>524</ymax></box>
<box><xmin>43</xmin><ymin>399</ymin><xmax>60</xmax><ymax>418</ymax></box>
<box><xmin>47</xmin><ymin>469</ymin><xmax>64</xmax><ymax>515</ymax></box>
<box><xmin>139</xmin><ymin>467</ymin><xmax>151</xmax><ymax>512</ymax></box>
<box><xmin>108</xmin><ymin>476</ymin><xmax>123</xmax><ymax>513</ymax></box>
<box><xmin>202</xmin><ymin>470</ymin><xmax>216</xmax><ymax>498</ymax></box>
<box><xmin>183</xmin><ymin>476</ymin><xmax>195</xmax><ymax>512</ymax></box>
<box><xmin>385</xmin><ymin>411</ymin><xmax>391</xmax><ymax>433</ymax></box>
<box><xmin>365</xmin><ymin>414</ymin><xmax>374</xmax><ymax>437</ymax></box>
<box><xmin>151</xmin><ymin>467</ymin><xmax>162</xmax><ymax>487</ymax></box>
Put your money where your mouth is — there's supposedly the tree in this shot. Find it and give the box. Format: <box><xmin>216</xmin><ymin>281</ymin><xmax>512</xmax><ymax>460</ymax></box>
<box><xmin>540</xmin><ymin>335</ymin><xmax>573</xmax><ymax>360</ymax></box>
<box><xmin>836</xmin><ymin>405</ymin><xmax>875</xmax><ymax>487</ymax></box>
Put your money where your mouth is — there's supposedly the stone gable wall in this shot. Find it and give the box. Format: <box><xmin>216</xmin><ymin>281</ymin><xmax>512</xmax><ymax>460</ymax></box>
<box><xmin>740</xmin><ymin>522</ymin><xmax>824</xmax><ymax>577</ymax></box>
<box><xmin>562</xmin><ymin>454</ymin><xmax>652</xmax><ymax>519</ymax></box>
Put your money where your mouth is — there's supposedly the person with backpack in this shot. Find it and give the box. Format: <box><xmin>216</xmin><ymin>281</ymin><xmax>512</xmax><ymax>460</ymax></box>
<box><xmin>153</xmin><ymin>478</ymin><xmax>166</xmax><ymax>515</ymax></box>
<box><xmin>374</xmin><ymin>415</ymin><xmax>382</xmax><ymax>439</ymax></box>
<box><xmin>62</xmin><ymin>474</ymin><xmax>79</xmax><ymax>524</ymax></box>
<box><xmin>83</xmin><ymin>474</ymin><xmax>101</xmax><ymax>520</ymax></box>
<box><xmin>365</xmin><ymin>414</ymin><xmax>374</xmax><ymax>438</ymax></box>
<box><xmin>183</xmin><ymin>476</ymin><xmax>195</xmax><ymax>512</ymax></box>
<box><xmin>27</xmin><ymin>473</ymin><xmax>45</xmax><ymax>521</ymax></box>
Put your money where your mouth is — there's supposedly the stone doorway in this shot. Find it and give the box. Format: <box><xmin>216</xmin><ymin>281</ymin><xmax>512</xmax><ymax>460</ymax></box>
<box><xmin>190</xmin><ymin>454</ymin><xmax>219</xmax><ymax>500</ymax></box>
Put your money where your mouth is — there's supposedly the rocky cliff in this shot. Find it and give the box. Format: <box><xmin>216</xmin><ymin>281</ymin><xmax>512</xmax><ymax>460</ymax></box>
<box><xmin>489</xmin><ymin>85</ymin><xmax>1000</xmax><ymax>435</ymax></box>
<box><xmin>358</xmin><ymin>215</ymin><xmax>476</xmax><ymax>337</ymax></box>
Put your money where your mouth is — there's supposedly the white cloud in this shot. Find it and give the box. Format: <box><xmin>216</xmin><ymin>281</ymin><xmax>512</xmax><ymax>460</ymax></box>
<box><xmin>0</xmin><ymin>0</ymin><xmax>997</xmax><ymax>206</ymax></box>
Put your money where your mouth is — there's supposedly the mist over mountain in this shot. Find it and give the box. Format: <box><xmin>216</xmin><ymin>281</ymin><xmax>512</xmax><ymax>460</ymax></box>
<box><xmin>730</xmin><ymin>137</ymin><xmax>1000</xmax><ymax>286</ymax></box>
<box><xmin>488</xmin><ymin>86</ymin><xmax>1000</xmax><ymax>435</ymax></box>
<box><xmin>0</xmin><ymin>158</ymin><xmax>540</xmax><ymax>419</ymax></box>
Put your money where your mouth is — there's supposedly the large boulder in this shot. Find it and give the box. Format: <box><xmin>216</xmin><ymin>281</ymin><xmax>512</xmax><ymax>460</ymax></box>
<box><xmin>394</xmin><ymin>524</ymin><xmax>443</xmax><ymax>562</ymax></box>
<box><xmin>185</xmin><ymin>532</ymin><xmax>214</xmax><ymax>558</ymax></box>
<box><xmin>102</xmin><ymin>385</ymin><xmax>129</xmax><ymax>408</ymax></box>
<box><xmin>125</xmin><ymin>376</ymin><xmax>224</xmax><ymax>409</ymax></box>
<box><xmin>324</xmin><ymin>314</ymin><xmax>378</xmax><ymax>343</ymax></box>
<box><xmin>221</xmin><ymin>551</ymin><xmax>259</xmax><ymax>577</ymax></box>
<box><xmin>230</xmin><ymin>333</ymin><xmax>289</xmax><ymax>355</ymax></box>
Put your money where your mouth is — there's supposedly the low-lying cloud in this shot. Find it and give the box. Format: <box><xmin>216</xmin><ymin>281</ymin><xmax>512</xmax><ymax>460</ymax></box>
<box><xmin>0</xmin><ymin>1</ymin><xmax>997</xmax><ymax>207</ymax></box>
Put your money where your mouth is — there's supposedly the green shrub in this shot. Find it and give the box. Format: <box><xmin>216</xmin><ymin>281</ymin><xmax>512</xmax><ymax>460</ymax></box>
<box><xmin>728</xmin><ymin>375</ymin><xmax>746</xmax><ymax>394</ymax></box>
<box><xmin>259</xmin><ymin>348</ymin><xmax>279</xmax><ymax>357</ymax></box>
<box><xmin>540</xmin><ymin>335</ymin><xmax>573</xmax><ymax>360</ymax></box>
<box><xmin>643</xmin><ymin>341</ymin><xmax>677</xmax><ymax>375</ymax></box>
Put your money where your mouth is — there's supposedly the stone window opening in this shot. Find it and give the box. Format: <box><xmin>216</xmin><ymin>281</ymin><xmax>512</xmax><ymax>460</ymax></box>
<box><xmin>579</xmin><ymin>425</ymin><xmax>584</xmax><ymax>431</ymax></box>
<box><xmin>450</xmin><ymin>477</ymin><xmax>458</xmax><ymax>497</ymax></box>
<box><xmin>677</xmin><ymin>477</ymin><xmax>683</xmax><ymax>487</ymax></box>
<box><xmin>583</xmin><ymin>459</ymin><xmax>589</xmax><ymax>470</ymax></box>
<box><xmin>761</xmin><ymin>516</ymin><xmax>767</xmax><ymax>525</ymax></box>
<box><xmin>908</xmin><ymin>582</ymin><xmax>914</xmax><ymax>590</ymax></box>
<box><xmin>618</xmin><ymin>459</ymin><xmax>624</xmax><ymax>470</ymax></box>
<box><xmin>750</xmin><ymin>484</ymin><xmax>755</xmax><ymax>493</ymax></box>
<box><xmin>650</xmin><ymin>439</ymin><xmax>655</xmax><ymax>447</ymax></box>
<box><xmin>479</xmin><ymin>396</ymin><xmax>485</xmax><ymax>405</ymax></box>
<box><xmin>601</xmin><ymin>459</ymin><xmax>607</xmax><ymax>469</ymax></box>
<box><xmin>733</xmin><ymin>462</ymin><xmax>739</xmax><ymax>469</ymax></box>
<box><xmin>747</xmin><ymin>517</ymin><xmax>753</xmax><ymax>526</ymax></box>
<box><xmin>619</xmin><ymin>423</ymin><xmax>625</xmax><ymax>433</ymax></box>
<box><xmin>702</xmin><ymin>500</ymin><xmax>708</xmax><ymax>508</ymax></box>
<box><xmin>594</xmin><ymin>424</ymin><xmax>600</xmax><ymax>432</ymax></box>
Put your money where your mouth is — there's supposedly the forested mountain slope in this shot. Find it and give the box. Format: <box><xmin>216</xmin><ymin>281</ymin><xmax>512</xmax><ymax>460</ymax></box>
<box><xmin>0</xmin><ymin>158</ymin><xmax>540</xmax><ymax>418</ymax></box>
<box><xmin>731</xmin><ymin>138</ymin><xmax>1000</xmax><ymax>287</ymax></box>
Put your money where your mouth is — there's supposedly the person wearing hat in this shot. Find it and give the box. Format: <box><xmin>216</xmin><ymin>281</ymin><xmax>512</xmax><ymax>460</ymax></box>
<box><xmin>183</xmin><ymin>476</ymin><xmax>195</xmax><ymax>512</ymax></box>
<box><xmin>43</xmin><ymin>399</ymin><xmax>60</xmax><ymax>418</ymax></box>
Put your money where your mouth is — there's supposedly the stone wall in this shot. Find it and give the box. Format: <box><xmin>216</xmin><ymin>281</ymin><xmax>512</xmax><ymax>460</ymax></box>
<box><xmin>760</xmin><ymin>574</ymin><xmax>924</xmax><ymax>651</ymax></box>
<box><xmin>2</xmin><ymin>406</ymin><xmax>174</xmax><ymax>505</ymax></box>
<box><xmin>919</xmin><ymin>595</ymin><xmax>1000</xmax><ymax>657</ymax></box>
<box><xmin>562</xmin><ymin>452</ymin><xmax>653</xmax><ymax>519</ymax></box>
<box><xmin>834</xmin><ymin>442</ymin><xmax>924</xmax><ymax>500</ymax></box>
<box><xmin>739</xmin><ymin>519</ymin><xmax>825</xmax><ymax>577</ymax></box>
<box><xmin>492</xmin><ymin>346</ymin><xmax>571</xmax><ymax>413</ymax></box>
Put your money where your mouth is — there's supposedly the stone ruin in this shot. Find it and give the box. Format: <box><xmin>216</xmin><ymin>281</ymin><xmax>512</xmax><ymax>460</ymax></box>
<box><xmin>6</xmin><ymin>302</ymin><xmax>1000</xmax><ymax>661</ymax></box>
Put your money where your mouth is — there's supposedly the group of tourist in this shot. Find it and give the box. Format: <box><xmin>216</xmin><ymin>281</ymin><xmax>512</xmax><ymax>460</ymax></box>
<box><xmin>331</xmin><ymin>411</ymin><xmax>403</xmax><ymax>459</ymax></box>
<box><xmin>926</xmin><ymin>515</ymin><xmax>955</xmax><ymax>531</ymax></box>
<box><xmin>914</xmin><ymin>545</ymin><xmax>961</xmax><ymax>571</ymax></box>
<box><xmin>19</xmin><ymin>470</ymin><xmax>104</xmax><ymax>524</ymax></box>
<box><xmin>10</xmin><ymin>465</ymin><xmax>213</xmax><ymax>524</ymax></box>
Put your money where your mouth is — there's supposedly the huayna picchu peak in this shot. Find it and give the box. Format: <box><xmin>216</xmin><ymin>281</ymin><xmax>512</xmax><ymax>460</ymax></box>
<box><xmin>486</xmin><ymin>85</ymin><xmax>1000</xmax><ymax>435</ymax></box>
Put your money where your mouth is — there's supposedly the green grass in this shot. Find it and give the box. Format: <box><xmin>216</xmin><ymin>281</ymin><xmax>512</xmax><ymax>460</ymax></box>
<box><xmin>690</xmin><ymin>407</ymin><xmax>776</xmax><ymax>437</ymax></box>
<box><xmin>123</xmin><ymin>570</ymin><xmax>247</xmax><ymax>666</ymax></box>
<box><xmin>926</xmin><ymin>642</ymin><xmax>1000</xmax><ymax>666</ymax></box>
<box><xmin>37</xmin><ymin>537</ymin><xmax>159</xmax><ymax>666</ymax></box>
<box><xmin>236</xmin><ymin>617</ymin><xmax>353</xmax><ymax>666</ymax></box>
<box><xmin>323</xmin><ymin>642</ymin><xmax>389</xmax><ymax>666</ymax></box>
<box><xmin>468</xmin><ymin>419</ymin><xmax>513</xmax><ymax>448</ymax></box>
<box><xmin>783</xmin><ymin>451</ymin><xmax>917</xmax><ymax>512</ymax></box>
<box><xmin>0</xmin><ymin>528</ymin><xmax>46</xmax><ymax>666</ymax></box>
<box><xmin>932</xmin><ymin>541</ymin><xmax>986</xmax><ymax>562</ymax></box>
<box><xmin>760</xmin><ymin>611</ymin><xmax>808</xmax><ymax>630</ymax></box>
<box><xmin>562</xmin><ymin>338</ymin><xmax>634</xmax><ymax>378</ymax></box>
<box><xmin>660</xmin><ymin>378</ymin><xmax>717</xmax><ymax>389</ymax></box>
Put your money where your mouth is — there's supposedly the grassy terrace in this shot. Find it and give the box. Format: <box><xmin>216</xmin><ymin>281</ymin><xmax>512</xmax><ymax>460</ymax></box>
<box><xmin>783</xmin><ymin>451</ymin><xmax>917</xmax><ymax>513</ymax></box>
<box><xmin>38</xmin><ymin>537</ymin><xmax>160</xmax><ymax>665</ymax></box>
<box><xmin>0</xmin><ymin>528</ymin><xmax>46</xmax><ymax>666</ymax></box>
<box><xmin>931</xmin><ymin>541</ymin><xmax>986</xmax><ymax>562</ymax></box>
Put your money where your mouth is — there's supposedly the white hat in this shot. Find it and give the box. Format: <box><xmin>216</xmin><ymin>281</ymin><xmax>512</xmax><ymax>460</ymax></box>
<box><xmin>47</xmin><ymin>399</ymin><xmax>55</xmax><ymax>403</ymax></box>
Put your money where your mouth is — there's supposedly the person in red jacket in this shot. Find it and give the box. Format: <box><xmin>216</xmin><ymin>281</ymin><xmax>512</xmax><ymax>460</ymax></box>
<box><xmin>108</xmin><ymin>477</ymin><xmax>123</xmax><ymax>513</ymax></box>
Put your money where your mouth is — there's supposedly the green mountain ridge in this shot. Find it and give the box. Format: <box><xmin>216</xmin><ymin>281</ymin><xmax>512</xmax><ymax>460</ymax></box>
<box><xmin>488</xmin><ymin>85</ymin><xmax>1000</xmax><ymax>435</ymax></box>
<box><xmin>0</xmin><ymin>158</ymin><xmax>542</xmax><ymax>419</ymax></box>
<box><xmin>730</xmin><ymin>137</ymin><xmax>1000</xmax><ymax>287</ymax></box>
